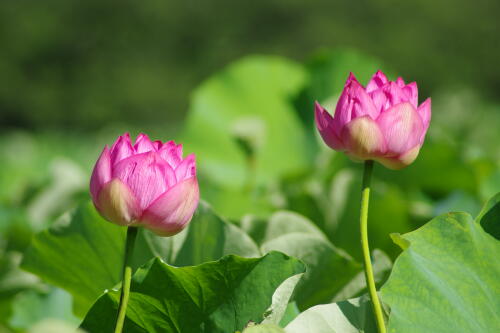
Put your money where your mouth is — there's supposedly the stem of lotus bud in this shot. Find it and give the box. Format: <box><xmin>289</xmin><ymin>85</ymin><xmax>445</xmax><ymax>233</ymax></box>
<box><xmin>114</xmin><ymin>226</ymin><xmax>138</xmax><ymax>333</ymax></box>
<box><xmin>359</xmin><ymin>160</ymin><xmax>386</xmax><ymax>333</ymax></box>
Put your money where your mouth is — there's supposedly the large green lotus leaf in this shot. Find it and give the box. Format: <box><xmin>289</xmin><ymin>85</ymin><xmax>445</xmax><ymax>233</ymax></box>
<box><xmin>80</xmin><ymin>252</ymin><xmax>305</xmax><ymax>333</ymax></box>
<box><xmin>129</xmin><ymin>227</ymin><xmax>186</xmax><ymax>269</ymax></box>
<box><xmin>182</xmin><ymin>55</ymin><xmax>310</xmax><ymax>189</ymax></box>
<box><xmin>240</xmin><ymin>210</ymin><xmax>327</xmax><ymax>250</ymax></box>
<box><xmin>261</xmin><ymin>211</ymin><xmax>326</xmax><ymax>244</ymax></box>
<box><xmin>242</xmin><ymin>324</ymin><xmax>285</xmax><ymax>333</ymax></box>
<box><xmin>260</xmin><ymin>211</ymin><xmax>361</xmax><ymax>309</ymax></box>
<box><xmin>285</xmin><ymin>295</ymin><xmax>377</xmax><ymax>333</ymax></box>
<box><xmin>241</xmin><ymin>210</ymin><xmax>335</xmax><ymax>248</ymax></box>
<box><xmin>332</xmin><ymin>249</ymin><xmax>392</xmax><ymax>302</ymax></box>
<box><xmin>380</xmin><ymin>210</ymin><xmax>500</xmax><ymax>333</ymax></box>
<box><xmin>174</xmin><ymin>201</ymin><xmax>260</xmax><ymax>266</ymax></box>
<box><xmin>475</xmin><ymin>192</ymin><xmax>500</xmax><ymax>239</ymax></box>
<box><xmin>278</xmin><ymin>302</ymin><xmax>300</xmax><ymax>327</ymax></box>
<box><xmin>21</xmin><ymin>202</ymin><xmax>125</xmax><ymax>316</ymax></box>
<box><xmin>133</xmin><ymin>200</ymin><xmax>259</xmax><ymax>267</ymax></box>
<box><xmin>261</xmin><ymin>274</ymin><xmax>303</xmax><ymax>326</ymax></box>
<box><xmin>21</xmin><ymin>200</ymin><xmax>260</xmax><ymax>316</ymax></box>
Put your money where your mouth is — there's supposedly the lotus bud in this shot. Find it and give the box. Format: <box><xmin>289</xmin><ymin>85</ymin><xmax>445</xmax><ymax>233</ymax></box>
<box><xmin>90</xmin><ymin>133</ymin><xmax>199</xmax><ymax>236</ymax></box>
<box><xmin>315</xmin><ymin>70</ymin><xmax>431</xmax><ymax>169</ymax></box>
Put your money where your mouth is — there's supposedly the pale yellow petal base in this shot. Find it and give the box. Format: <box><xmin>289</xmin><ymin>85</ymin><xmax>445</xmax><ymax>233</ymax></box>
<box><xmin>97</xmin><ymin>179</ymin><xmax>139</xmax><ymax>225</ymax></box>
<box><xmin>341</xmin><ymin>116</ymin><xmax>386</xmax><ymax>161</ymax></box>
<box><xmin>375</xmin><ymin>145</ymin><xmax>421</xmax><ymax>170</ymax></box>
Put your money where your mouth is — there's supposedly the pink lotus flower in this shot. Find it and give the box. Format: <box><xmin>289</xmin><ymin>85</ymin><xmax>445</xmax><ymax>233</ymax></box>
<box><xmin>90</xmin><ymin>133</ymin><xmax>199</xmax><ymax>236</ymax></box>
<box><xmin>315</xmin><ymin>70</ymin><xmax>431</xmax><ymax>169</ymax></box>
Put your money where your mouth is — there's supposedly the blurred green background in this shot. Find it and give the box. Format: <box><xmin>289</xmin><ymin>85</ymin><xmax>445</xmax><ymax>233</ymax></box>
<box><xmin>1</xmin><ymin>1</ymin><xmax>499</xmax><ymax>332</ymax></box>
<box><xmin>1</xmin><ymin>0</ymin><xmax>500</xmax><ymax>130</ymax></box>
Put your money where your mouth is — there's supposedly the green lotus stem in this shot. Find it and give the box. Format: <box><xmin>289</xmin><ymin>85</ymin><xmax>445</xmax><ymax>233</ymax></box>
<box><xmin>360</xmin><ymin>160</ymin><xmax>386</xmax><ymax>333</ymax></box>
<box><xmin>114</xmin><ymin>226</ymin><xmax>138</xmax><ymax>333</ymax></box>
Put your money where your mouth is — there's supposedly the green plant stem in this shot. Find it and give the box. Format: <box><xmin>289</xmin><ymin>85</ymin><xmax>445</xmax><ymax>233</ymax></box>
<box><xmin>114</xmin><ymin>226</ymin><xmax>138</xmax><ymax>333</ymax></box>
<box><xmin>360</xmin><ymin>160</ymin><xmax>386</xmax><ymax>333</ymax></box>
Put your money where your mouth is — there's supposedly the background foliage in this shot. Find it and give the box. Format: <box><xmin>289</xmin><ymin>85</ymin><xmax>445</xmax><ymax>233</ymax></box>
<box><xmin>0</xmin><ymin>1</ymin><xmax>499</xmax><ymax>332</ymax></box>
<box><xmin>1</xmin><ymin>0</ymin><xmax>500</xmax><ymax>130</ymax></box>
